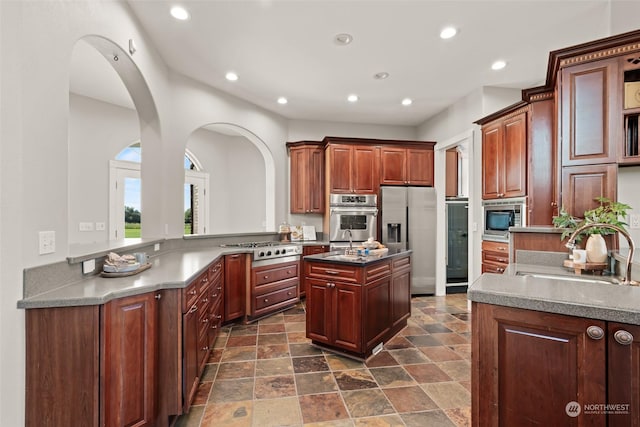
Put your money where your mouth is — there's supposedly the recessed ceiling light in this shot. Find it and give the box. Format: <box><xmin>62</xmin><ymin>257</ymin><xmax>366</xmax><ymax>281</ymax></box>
<box><xmin>374</xmin><ymin>72</ymin><xmax>390</xmax><ymax>80</ymax></box>
<box><xmin>170</xmin><ymin>6</ymin><xmax>190</xmax><ymax>21</ymax></box>
<box><xmin>347</xmin><ymin>94</ymin><xmax>359</xmax><ymax>103</ymax></box>
<box><xmin>491</xmin><ymin>60</ymin><xmax>507</xmax><ymax>70</ymax></box>
<box><xmin>277</xmin><ymin>97</ymin><xmax>288</xmax><ymax>105</ymax></box>
<box><xmin>225</xmin><ymin>71</ymin><xmax>238</xmax><ymax>81</ymax></box>
<box><xmin>334</xmin><ymin>33</ymin><xmax>353</xmax><ymax>45</ymax></box>
<box><xmin>401</xmin><ymin>98</ymin><xmax>413</xmax><ymax>106</ymax></box>
<box><xmin>440</xmin><ymin>26</ymin><xmax>457</xmax><ymax>39</ymax></box>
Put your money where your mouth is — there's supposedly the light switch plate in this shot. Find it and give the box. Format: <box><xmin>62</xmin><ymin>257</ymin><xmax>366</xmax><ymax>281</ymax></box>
<box><xmin>79</xmin><ymin>222</ymin><xmax>94</xmax><ymax>232</ymax></box>
<box><xmin>630</xmin><ymin>214</ymin><xmax>640</xmax><ymax>229</ymax></box>
<box><xmin>82</xmin><ymin>259</ymin><xmax>96</xmax><ymax>274</ymax></box>
<box><xmin>95</xmin><ymin>222</ymin><xmax>106</xmax><ymax>231</ymax></box>
<box><xmin>39</xmin><ymin>231</ymin><xmax>55</xmax><ymax>254</ymax></box>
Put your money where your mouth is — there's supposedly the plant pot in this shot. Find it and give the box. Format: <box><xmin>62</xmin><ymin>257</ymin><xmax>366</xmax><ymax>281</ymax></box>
<box><xmin>585</xmin><ymin>234</ymin><xmax>608</xmax><ymax>263</ymax></box>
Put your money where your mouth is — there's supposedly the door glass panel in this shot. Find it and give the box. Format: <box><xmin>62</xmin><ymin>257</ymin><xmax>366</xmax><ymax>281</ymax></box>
<box><xmin>124</xmin><ymin>177</ymin><xmax>141</xmax><ymax>238</ymax></box>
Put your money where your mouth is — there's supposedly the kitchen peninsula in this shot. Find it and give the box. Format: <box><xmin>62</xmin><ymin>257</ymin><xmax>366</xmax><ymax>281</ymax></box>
<box><xmin>303</xmin><ymin>249</ymin><xmax>412</xmax><ymax>360</ymax></box>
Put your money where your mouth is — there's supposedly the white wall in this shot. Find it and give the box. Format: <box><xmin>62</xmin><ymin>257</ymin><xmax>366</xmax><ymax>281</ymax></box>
<box><xmin>617</xmin><ymin>166</ymin><xmax>640</xmax><ymax>260</ymax></box>
<box><xmin>288</xmin><ymin>119</ymin><xmax>417</xmax><ymax>142</ymax></box>
<box><xmin>187</xmin><ymin>129</ymin><xmax>267</xmax><ymax>233</ymax></box>
<box><xmin>68</xmin><ymin>93</ymin><xmax>140</xmax><ymax>244</ymax></box>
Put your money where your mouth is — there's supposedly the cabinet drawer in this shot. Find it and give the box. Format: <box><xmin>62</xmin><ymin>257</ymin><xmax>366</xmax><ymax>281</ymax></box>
<box><xmin>254</xmin><ymin>285</ymin><xmax>298</xmax><ymax>311</ymax></box>
<box><xmin>198</xmin><ymin>303</ymin><xmax>211</xmax><ymax>339</ymax></box>
<box><xmin>482</xmin><ymin>262</ymin><xmax>506</xmax><ymax>274</ymax></box>
<box><xmin>254</xmin><ymin>262</ymin><xmax>299</xmax><ymax>286</ymax></box>
<box><xmin>482</xmin><ymin>240</ymin><xmax>509</xmax><ymax>255</ymax></box>
<box><xmin>482</xmin><ymin>251</ymin><xmax>509</xmax><ymax>265</ymax></box>
<box><xmin>210</xmin><ymin>275</ymin><xmax>223</xmax><ymax>308</ymax></box>
<box><xmin>365</xmin><ymin>260</ymin><xmax>391</xmax><ymax>282</ymax></box>
<box><xmin>182</xmin><ymin>281</ymin><xmax>199</xmax><ymax>313</ymax></box>
<box><xmin>305</xmin><ymin>262</ymin><xmax>360</xmax><ymax>283</ymax></box>
<box><xmin>392</xmin><ymin>255</ymin><xmax>411</xmax><ymax>271</ymax></box>
<box><xmin>208</xmin><ymin>258</ymin><xmax>224</xmax><ymax>283</ymax></box>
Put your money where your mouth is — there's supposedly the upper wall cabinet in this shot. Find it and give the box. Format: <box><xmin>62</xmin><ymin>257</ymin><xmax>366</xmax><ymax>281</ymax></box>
<box><xmin>327</xmin><ymin>144</ymin><xmax>379</xmax><ymax>194</ymax></box>
<box><xmin>560</xmin><ymin>58</ymin><xmax>621</xmax><ymax>166</ymax></box>
<box><xmin>380</xmin><ymin>146</ymin><xmax>434</xmax><ymax>186</ymax></box>
<box><xmin>620</xmin><ymin>53</ymin><xmax>640</xmax><ymax>165</ymax></box>
<box><xmin>481</xmin><ymin>111</ymin><xmax>527</xmax><ymax>200</ymax></box>
<box><xmin>289</xmin><ymin>143</ymin><xmax>325</xmax><ymax>214</ymax></box>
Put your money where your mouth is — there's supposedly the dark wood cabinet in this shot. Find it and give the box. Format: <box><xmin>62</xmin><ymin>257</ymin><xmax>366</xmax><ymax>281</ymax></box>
<box><xmin>289</xmin><ymin>143</ymin><xmax>325</xmax><ymax>213</ymax></box>
<box><xmin>182</xmin><ymin>281</ymin><xmax>200</xmax><ymax>412</ymax></box>
<box><xmin>482</xmin><ymin>111</ymin><xmax>527</xmax><ymax>199</ymax></box>
<box><xmin>26</xmin><ymin>293</ymin><xmax>160</xmax><ymax>427</ymax></box>
<box><xmin>250</xmin><ymin>260</ymin><xmax>299</xmax><ymax>320</ymax></box>
<box><xmin>481</xmin><ymin>240</ymin><xmax>509</xmax><ymax>274</ymax></box>
<box><xmin>560</xmin><ymin>58</ymin><xmax>620</xmax><ymax>166</ymax></box>
<box><xmin>304</xmin><ymin>253</ymin><xmax>411</xmax><ymax>359</ymax></box>
<box><xmin>306</xmin><ymin>277</ymin><xmax>362</xmax><ymax>353</ymax></box>
<box><xmin>561</xmin><ymin>163</ymin><xmax>617</xmax><ymax>218</ymax></box>
<box><xmin>380</xmin><ymin>146</ymin><xmax>434</xmax><ymax>186</ymax></box>
<box><xmin>224</xmin><ymin>253</ymin><xmax>246</xmax><ymax>322</ymax></box>
<box><xmin>473</xmin><ymin>302</ymin><xmax>606</xmax><ymax>426</ymax></box>
<box><xmin>328</xmin><ymin>144</ymin><xmax>378</xmax><ymax>194</ymax></box>
<box><xmin>474</xmin><ymin>302</ymin><xmax>640</xmax><ymax>426</ymax></box>
<box><xmin>301</xmin><ymin>244</ymin><xmax>330</xmax><ymax>298</ymax></box>
<box><xmin>445</xmin><ymin>148</ymin><xmax>459</xmax><ymax>197</ymax></box>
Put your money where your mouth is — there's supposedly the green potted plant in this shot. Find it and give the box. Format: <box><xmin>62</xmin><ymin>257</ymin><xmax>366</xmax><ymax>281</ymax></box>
<box><xmin>552</xmin><ymin>197</ymin><xmax>631</xmax><ymax>262</ymax></box>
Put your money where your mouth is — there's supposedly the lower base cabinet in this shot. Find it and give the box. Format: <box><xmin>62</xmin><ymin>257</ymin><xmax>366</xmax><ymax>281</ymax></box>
<box><xmin>472</xmin><ymin>302</ymin><xmax>640</xmax><ymax>426</ymax></box>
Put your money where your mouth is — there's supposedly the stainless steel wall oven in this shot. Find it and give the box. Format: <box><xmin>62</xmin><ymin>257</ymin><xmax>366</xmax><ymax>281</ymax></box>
<box><xmin>329</xmin><ymin>194</ymin><xmax>378</xmax><ymax>247</ymax></box>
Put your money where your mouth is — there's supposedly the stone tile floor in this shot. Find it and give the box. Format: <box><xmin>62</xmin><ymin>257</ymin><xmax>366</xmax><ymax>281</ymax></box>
<box><xmin>176</xmin><ymin>293</ymin><xmax>471</xmax><ymax>427</ymax></box>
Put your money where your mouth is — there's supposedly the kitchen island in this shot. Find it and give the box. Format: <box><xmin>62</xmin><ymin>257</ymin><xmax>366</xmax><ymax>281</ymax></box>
<box><xmin>468</xmin><ymin>263</ymin><xmax>640</xmax><ymax>426</ymax></box>
<box><xmin>303</xmin><ymin>249</ymin><xmax>412</xmax><ymax>360</ymax></box>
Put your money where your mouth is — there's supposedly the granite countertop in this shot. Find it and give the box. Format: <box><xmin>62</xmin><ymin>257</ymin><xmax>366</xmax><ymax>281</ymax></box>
<box><xmin>17</xmin><ymin>246</ymin><xmax>253</xmax><ymax>309</ymax></box>
<box><xmin>304</xmin><ymin>248</ymin><xmax>411</xmax><ymax>265</ymax></box>
<box><xmin>468</xmin><ymin>262</ymin><xmax>640</xmax><ymax>325</ymax></box>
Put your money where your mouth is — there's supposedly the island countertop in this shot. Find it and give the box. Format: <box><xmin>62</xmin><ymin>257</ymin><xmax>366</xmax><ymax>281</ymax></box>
<box><xmin>303</xmin><ymin>248</ymin><xmax>412</xmax><ymax>265</ymax></box>
<box><xmin>468</xmin><ymin>263</ymin><xmax>640</xmax><ymax>325</ymax></box>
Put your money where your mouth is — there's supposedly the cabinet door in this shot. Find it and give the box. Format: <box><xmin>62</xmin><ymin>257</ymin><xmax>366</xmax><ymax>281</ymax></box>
<box><xmin>306</xmin><ymin>278</ymin><xmax>332</xmax><ymax>344</ymax></box>
<box><xmin>406</xmin><ymin>148</ymin><xmax>434</xmax><ymax>186</ymax></box>
<box><xmin>503</xmin><ymin>113</ymin><xmax>527</xmax><ymax>198</ymax></box>
<box><xmin>224</xmin><ymin>253</ymin><xmax>246</xmax><ymax>321</ymax></box>
<box><xmin>363</xmin><ymin>278</ymin><xmax>391</xmax><ymax>350</ymax></box>
<box><xmin>482</xmin><ymin>123</ymin><xmax>503</xmax><ymax>199</ymax></box>
<box><xmin>333</xmin><ymin>282</ymin><xmax>362</xmax><ymax>352</ymax></box>
<box><xmin>301</xmin><ymin>245</ymin><xmax>330</xmax><ymax>298</ymax></box>
<box><xmin>528</xmin><ymin>98</ymin><xmax>557</xmax><ymax>225</ymax></box>
<box><xmin>182</xmin><ymin>304</ymin><xmax>199</xmax><ymax>412</ymax></box>
<box><xmin>329</xmin><ymin>145</ymin><xmax>353</xmax><ymax>193</ymax></box>
<box><xmin>308</xmin><ymin>147</ymin><xmax>325</xmax><ymax>212</ymax></box>
<box><xmin>103</xmin><ymin>292</ymin><xmax>157</xmax><ymax>427</ymax></box>
<box><xmin>380</xmin><ymin>147</ymin><xmax>406</xmax><ymax>185</ymax></box>
<box><xmin>390</xmin><ymin>266</ymin><xmax>411</xmax><ymax>329</ymax></box>
<box><xmin>608</xmin><ymin>323</ymin><xmax>640</xmax><ymax>427</ymax></box>
<box><xmin>561</xmin><ymin>164</ymin><xmax>617</xmax><ymax>218</ymax></box>
<box><xmin>472</xmin><ymin>303</ymin><xmax>606</xmax><ymax>427</ymax></box>
<box><xmin>352</xmin><ymin>146</ymin><xmax>379</xmax><ymax>194</ymax></box>
<box><xmin>445</xmin><ymin>149</ymin><xmax>459</xmax><ymax>197</ymax></box>
<box><xmin>561</xmin><ymin>58</ymin><xmax>620</xmax><ymax>166</ymax></box>
<box><xmin>289</xmin><ymin>147</ymin><xmax>308</xmax><ymax>213</ymax></box>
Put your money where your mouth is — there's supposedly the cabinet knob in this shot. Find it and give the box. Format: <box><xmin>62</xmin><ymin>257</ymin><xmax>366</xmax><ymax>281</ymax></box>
<box><xmin>202</xmin><ymin>318</ymin><xmax>209</xmax><ymax>323</ymax></box>
<box><xmin>287</xmin><ymin>291</ymin><xmax>293</xmax><ymax>296</ymax></box>
<box><xmin>496</xmin><ymin>268</ymin><xmax>504</xmax><ymax>273</ymax></box>
<box><xmin>202</xmin><ymin>346</ymin><xmax>209</xmax><ymax>352</ymax></box>
<box><xmin>211</xmin><ymin>324</ymin><xmax>217</xmax><ymax>329</ymax></box>
<box><xmin>264</xmin><ymin>275</ymin><xmax>269</xmax><ymax>279</ymax></box>
<box><xmin>264</xmin><ymin>298</ymin><xmax>269</xmax><ymax>303</ymax></box>
<box><xmin>287</xmin><ymin>270</ymin><xmax>292</xmax><ymax>275</ymax></box>
<box><xmin>202</xmin><ymin>297</ymin><xmax>209</xmax><ymax>303</ymax></box>
<box><xmin>212</xmin><ymin>293</ymin><xmax>218</xmax><ymax>298</ymax></box>
<box><xmin>586</xmin><ymin>325</ymin><xmax>605</xmax><ymax>340</ymax></box>
<box><xmin>216</xmin><ymin>314</ymin><xmax>222</xmax><ymax>319</ymax></box>
<box><xmin>190</xmin><ymin>289</ymin><xmax>197</xmax><ymax>295</ymax></box>
<box><xmin>614</xmin><ymin>330</ymin><xmax>634</xmax><ymax>345</ymax></box>
<box><xmin>217</xmin><ymin>286</ymin><xmax>222</xmax><ymax>291</ymax></box>
<box><xmin>155</xmin><ymin>294</ymin><xmax>162</xmax><ymax>300</ymax></box>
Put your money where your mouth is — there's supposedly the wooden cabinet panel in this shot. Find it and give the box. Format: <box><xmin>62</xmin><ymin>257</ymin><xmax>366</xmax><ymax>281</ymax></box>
<box><xmin>380</xmin><ymin>147</ymin><xmax>406</xmax><ymax>185</ymax></box>
<box><xmin>390</xmin><ymin>264</ymin><xmax>411</xmax><ymax>329</ymax></box>
<box><xmin>352</xmin><ymin>146</ymin><xmax>378</xmax><ymax>193</ymax></box>
<box><xmin>472</xmin><ymin>303</ymin><xmax>606</xmax><ymax>426</ymax></box>
<box><xmin>224</xmin><ymin>253</ymin><xmax>246</xmax><ymax>322</ymax></box>
<box><xmin>561</xmin><ymin>58</ymin><xmax>620</xmax><ymax>166</ymax></box>
<box><xmin>406</xmin><ymin>148</ymin><xmax>433</xmax><ymax>186</ymax></box>
<box><xmin>561</xmin><ymin>163</ymin><xmax>617</xmax><ymax>218</ymax></box>
<box><xmin>103</xmin><ymin>292</ymin><xmax>157</xmax><ymax>427</ymax></box>
<box><xmin>482</xmin><ymin>124</ymin><xmax>502</xmax><ymax>199</ymax></box>
<box><xmin>289</xmin><ymin>144</ymin><xmax>325</xmax><ymax>213</ymax></box>
<box><xmin>445</xmin><ymin>149</ymin><xmax>459</xmax><ymax>197</ymax></box>
<box><xmin>333</xmin><ymin>282</ymin><xmax>362</xmax><ymax>352</ymax></box>
<box><xmin>380</xmin><ymin>146</ymin><xmax>434</xmax><ymax>186</ymax></box>
<box><xmin>250</xmin><ymin>260</ymin><xmax>300</xmax><ymax>319</ymax></box>
<box><xmin>527</xmin><ymin>98</ymin><xmax>558</xmax><ymax>225</ymax></box>
<box><xmin>481</xmin><ymin>240</ymin><xmax>509</xmax><ymax>274</ymax></box>
<box><xmin>328</xmin><ymin>145</ymin><xmax>354</xmax><ymax>193</ymax></box>
<box><xmin>306</xmin><ymin>277</ymin><xmax>332</xmax><ymax>344</ymax></box>
<box><xmin>182</xmin><ymin>302</ymin><xmax>199</xmax><ymax>412</ymax></box>
<box><xmin>301</xmin><ymin>245</ymin><xmax>330</xmax><ymax>298</ymax></box>
<box><xmin>608</xmin><ymin>322</ymin><xmax>640</xmax><ymax>426</ymax></box>
<box><xmin>363</xmin><ymin>278</ymin><xmax>391</xmax><ymax>349</ymax></box>
<box><xmin>26</xmin><ymin>306</ymin><xmax>100</xmax><ymax>427</ymax></box>
<box><xmin>503</xmin><ymin>114</ymin><xmax>527</xmax><ymax>197</ymax></box>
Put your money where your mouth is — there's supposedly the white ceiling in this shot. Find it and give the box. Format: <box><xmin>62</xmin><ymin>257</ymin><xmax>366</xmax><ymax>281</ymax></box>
<box><xmin>71</xmin><ymin>1</ymin><xmax>634</xmax><ymax>127</ymax></box>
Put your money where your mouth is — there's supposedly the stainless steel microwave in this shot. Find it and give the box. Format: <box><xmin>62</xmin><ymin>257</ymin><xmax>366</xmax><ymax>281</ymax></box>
<box><xmin>482</xmin><ymin>197</ymin><xmax>526</xmax><ymax>242</ymax></box>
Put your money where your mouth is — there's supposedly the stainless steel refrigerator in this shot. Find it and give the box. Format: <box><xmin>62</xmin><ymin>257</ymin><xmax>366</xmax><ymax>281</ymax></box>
<box><xmin>381</xmin><ymin>186</ymin><xmax>436</xmax><ymax>295</ymax></box>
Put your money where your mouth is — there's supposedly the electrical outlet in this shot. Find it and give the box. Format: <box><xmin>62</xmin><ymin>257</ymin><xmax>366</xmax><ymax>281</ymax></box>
<box><xmin>79</xmin><ymin>222</ymin><xmax>94</xmax><ymax>231</ymax></box>
<box><xmin>82</xmin><ymin>259</ymin><xmax>95</xmax><ymax>274</ymax></box>
<box><xmin>39</xmin><ymin>231</ymin><xmax>55</xmax><ymax>254</ymax></box>
<box><xmin>630</xmin><ymin>214</ymin><xmax>640</xmax><ymax>229</ymax></box>
<box><xmin>154</xmin><ymin>243</ymin><xmax>160</xmax><ymax>251</ymax></box>
<box><xmin>95</xmin><ymin>222</ymin><xmax>106</xmax><ymax>231</ymax></box>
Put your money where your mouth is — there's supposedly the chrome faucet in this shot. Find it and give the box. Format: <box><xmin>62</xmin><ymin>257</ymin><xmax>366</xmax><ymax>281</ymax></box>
<box><xmin>565</xmin><ymin>223</ymin><xmax>636</xmax><ymax>285</ymax></box>
<box><xmin>343</xmin><ymin>229</ymin><xmax>353</xmax><ymax>251</ymax></box>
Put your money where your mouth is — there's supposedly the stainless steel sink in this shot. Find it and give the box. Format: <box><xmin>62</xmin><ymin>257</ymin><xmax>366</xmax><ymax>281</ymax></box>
<box><xmin>515</xmin><ymin>271</ymin><xmax>621</xmax><ymax>285</ymax></box>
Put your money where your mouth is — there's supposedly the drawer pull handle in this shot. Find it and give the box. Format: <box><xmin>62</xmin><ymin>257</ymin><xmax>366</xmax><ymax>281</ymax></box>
<box><xmin>155</xmin><ymin>294</ymin><xmax>162</xmax><ymax>300</ymax></box>
<box><xmin>211</xmin><ymin>325</ymin><xmax>217</xmax><ymax>329</ymax></box>
<box><xmin>287</xmin><ymin>270</ymin><xmax>292</xmax><ymax>274</ymax></box>
<box><xmin>497</xmin><ymin>247</ymin><xmax>506</xmax><ymax>251</ymax></box>
<box><xmin>216</xmin><ymin>314</ymin><xmax>222</xmax><ymax>319</ymax></box>
<box><xmin>217</xmin><ymin>286</ymin><xmax>222</xmax><ymax>291</ymax></box>
<box><xmin>212</xmin><ymin>293</ymin><xmax>218</xmax><ymax>298</ymax></box>
<box><xmin>586</xmin><ymin>325</ymin><xmax>604</xmax><ymax>340</ymax></box>
<box><xmin>614</xmin><ymin>330</ymin><xmax>634</xmax><ymax>345</ymax></box>
<box><xmin>202</xmin><ymin>318</ymin><xmax>209</xmax><ymax>323</ymax></box>
<box><xmin>189</xmin><ymin>305</ymin><xmax>198</xmax><ymax>314</ymax></box>
<box><xmin>189</xmin><ymin>289</ymin><xmax>197</xmax><ymax>295</ymax></box>
<box><xmin>202</xmin><ymin>346</ymin><xmax>209</xmax><ymax>351</ymax></box>
<box><xmin>202</xmin><ymin>297</ymin><xmax>209</xmax><ymax>303</ymax></box>
<box><xmin>325</xmin><ymin>270</ymin><xmax>340</xmax><ymax>275</ymax></box>
<box><xmin>264</xmin><ymin>275</ymin><xmax>269</xmax><ymax>279</ymax></box>
<box><xmin>497</xmin><ymin>268</ymin><xmax>504</xmax><ymax>273</ymax></box>
<box><xmin>287</xmin><ymin>292</ymin><xmax>293</xmax><ymax>296</ymax></box>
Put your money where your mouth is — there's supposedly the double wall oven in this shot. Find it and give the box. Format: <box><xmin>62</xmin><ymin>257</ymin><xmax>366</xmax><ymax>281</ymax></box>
<box><xmin>329</xmin><ymin>193</ymin><xmax>378</xmax><ymax>250</ymax></box>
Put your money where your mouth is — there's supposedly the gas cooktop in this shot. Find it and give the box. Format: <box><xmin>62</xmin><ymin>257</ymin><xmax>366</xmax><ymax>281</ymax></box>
<box><xmin>220</xmin><ymin>241</ymin><xmax>302</xmax><ymax>262</ymax></box>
